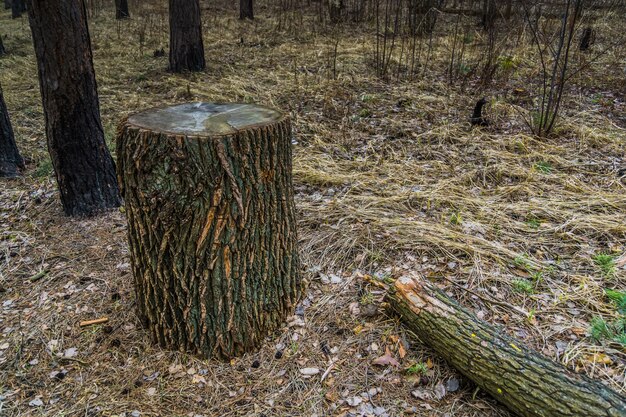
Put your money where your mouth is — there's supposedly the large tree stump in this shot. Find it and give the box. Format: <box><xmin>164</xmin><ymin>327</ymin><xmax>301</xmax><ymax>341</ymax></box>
<box><xmin>388</xmin><ymin>276</ymin><xmax>626</xmax><ymax>417</ymax></box>
<box><xmin>116</xmin><ymin>103</ymin><xmax>301</xmax><ymax>359</ymax></box>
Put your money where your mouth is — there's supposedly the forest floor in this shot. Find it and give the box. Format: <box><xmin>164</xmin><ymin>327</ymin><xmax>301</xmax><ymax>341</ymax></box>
<box><xmin>1</xmin><ymin>2</ymin><xmax>626</xmax><ymax>417</ymax></box>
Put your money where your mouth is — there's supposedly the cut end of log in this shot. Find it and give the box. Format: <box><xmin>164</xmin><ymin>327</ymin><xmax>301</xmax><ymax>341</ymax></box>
<box><xmin>127</xmin><ymin>102</ymin><xmax>286</xmax><ymax>136</ymax></box>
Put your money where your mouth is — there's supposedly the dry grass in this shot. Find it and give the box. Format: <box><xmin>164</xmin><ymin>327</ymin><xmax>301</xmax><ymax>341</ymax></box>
<box><xmin>1</xmin><ymin>1</ymin><xmax>625</xmax><ymax>416</ymax></box>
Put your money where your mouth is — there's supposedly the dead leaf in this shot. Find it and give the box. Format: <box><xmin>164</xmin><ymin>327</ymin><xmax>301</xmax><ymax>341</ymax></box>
<box><xmin>411</xmin><ymin>389</ymin><xmax>431</xmax><ymax>400</ymax></box>
<box><xmin>398</xmin><ymin>343</ymin><xmax>406</xmax><ymax>359</ymax></box>
<box><xmin>433</xmin><ymin>383</ymin><xmax>446</xmax><ymax>400</ymax></box>
<box><xmin>372</xmin><ymin>348</ymin><xmax>400</xmax><ymax>367</ymax></box>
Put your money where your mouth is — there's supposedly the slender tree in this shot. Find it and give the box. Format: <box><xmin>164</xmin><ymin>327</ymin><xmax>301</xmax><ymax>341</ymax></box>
<box><xmin>169</xmin><ymin>0</ymin><xmax>205</xmax><ymax>72</ymax></box>
<box><xmin>0</xmin><ymin>35</ymin><xmax>5</xmax><ymax>56</ymax></box>
<box><xmin>26</xmin><ymin>0</ymin><xmax>121</xmax><ymax>216</ymax></box>
<box><xmin>239</xmin><ymin>0</ymin><xmax>253</xmax><ymax>20</ymax></box>
<box><xmin>115</xmin><ymin>0</ymin><xmax>129</xmax><ymax>19</ymax></box>
<box><xmin>11</xmin><ymin>0</ymin><xmax>25</xmax><ymax>18</ymax></box>
<box><xmin>0</xmin><ymin>84</ymin><xmax>25</xmax><ymax>177</ymax></box>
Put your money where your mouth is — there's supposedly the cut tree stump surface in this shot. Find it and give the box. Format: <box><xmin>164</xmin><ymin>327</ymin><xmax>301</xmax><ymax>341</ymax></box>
<box><xmin>117</xmin><ymin>102</ymin><xmax>301</xmax><ymax>359</ymax></box>
<box><xmin>127</xmin><ymin>102</ymin><xmax>285</xmax><ymax>135</ymax></box>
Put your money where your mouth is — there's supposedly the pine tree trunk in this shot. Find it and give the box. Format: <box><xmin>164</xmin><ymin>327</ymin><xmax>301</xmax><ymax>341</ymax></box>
<box><xmin>388</xmin><ymin>276</ymin><xmax>626</xmax><ymax>417</ymax></box>
<box><xmin>11</xmin><ymin>0</ymin><xmax>24</xmax><ymax>18</ymax></box>
<box><xmin>169</xmin><ymin>0</ymin><xmax>205</xmax><ymax>72</ymax></box>
<box><xmin>239</xmin><ymin>0</ymin><xmax>253</xmax><ymax>20</ymax></box>
<box><xmin>117</xmin><ymin>103</ymin><xmax>302</xmax><ymax>359</ymax></box>
<box><xmin>3</xmin><ymin>0</ymin><xmax>10</xmax><ymax>10</ymax></box>
<box><xmin>27</xmin><ymin>0</ymin><xmax>121</xmax><ymax>216</ymax></box>
<box><xmin>115</xmin><ymin>0</ymin><xmax>129</xmax><ymax>19</ymax></box>
<box><xmin>0</xmin><ymin>84</ymin><xmax>24</xmax><ymax>177</ymax></box>
<box><xmin>0</xmin><ymin>35</ymin><xmax>5</xmax><ymax>56</ymax></box>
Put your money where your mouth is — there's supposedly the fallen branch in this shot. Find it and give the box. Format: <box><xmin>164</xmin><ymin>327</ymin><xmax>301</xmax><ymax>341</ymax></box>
<box><xmin>387</xmin><ymin>275</ymin><xmax>626</xmax><ymax>417</ymax></box>
<box><xmin>79</xmin><ymin>317</ymin><xmax>109</xmax><ymax>327</ymax></box>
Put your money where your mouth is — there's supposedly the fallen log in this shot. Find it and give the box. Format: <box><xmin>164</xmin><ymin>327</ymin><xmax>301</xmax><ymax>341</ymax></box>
<box><xmin>387</xmin><ymin>275</ymin><xmax>626</xmax><ymax>417</ymax></box>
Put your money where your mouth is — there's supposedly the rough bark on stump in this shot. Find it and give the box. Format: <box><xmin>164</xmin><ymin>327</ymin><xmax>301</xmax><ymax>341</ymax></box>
<box><xmin>117</xmin><ymin>103</ymin><xmax>302</xmax><ymax>359</ymax></box>
<box><xmin>388</xmin><ymin>276</ymin><xmax>626</xmax><ymax>417</ymax></box>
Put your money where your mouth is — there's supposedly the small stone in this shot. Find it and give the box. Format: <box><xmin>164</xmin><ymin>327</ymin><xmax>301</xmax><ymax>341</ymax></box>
<box><xmin>346</xmin><ymin>396</ymin><xmax>362</xmax><ymax>406</ymax></box>
<box><xmin>300</xmin><ymin>367</ymin><xmax>320</xmax><ymax>376</ymax></box>
<box><xmin>29</xmin><ymin>398</ymin><xmax>43</xmax><ymax>407</ymax></box>
<box><xmin>446</xmin><ymin>378</ymin><xmax>460</xmax><ymax>392</ymax></box>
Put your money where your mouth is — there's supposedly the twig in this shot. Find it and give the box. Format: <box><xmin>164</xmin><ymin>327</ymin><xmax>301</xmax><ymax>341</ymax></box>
<box><xmin>79</xmin><ymin>317</ymin><xmax>109</xmax><ymax>327</ymax></box>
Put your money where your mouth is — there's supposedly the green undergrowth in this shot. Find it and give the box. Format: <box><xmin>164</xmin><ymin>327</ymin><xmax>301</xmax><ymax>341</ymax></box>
<box><xmin>589</xmin><ymin>289</ymin><xmax>626</xmax><ymax>346</ymax></box>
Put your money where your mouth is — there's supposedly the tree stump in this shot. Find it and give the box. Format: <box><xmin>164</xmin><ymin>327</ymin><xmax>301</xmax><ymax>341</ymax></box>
<box><xmin>117</xmin><ymin>103</ymin><xmax>301</xmax><ymax>359</ymax></box>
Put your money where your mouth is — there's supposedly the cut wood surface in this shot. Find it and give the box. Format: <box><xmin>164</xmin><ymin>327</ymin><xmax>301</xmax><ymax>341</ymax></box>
<box><xmin>388</xmin><ymin>275</ymin><xmax>626</xmax><ymax>417</ymax></box>
<box><xmin>117</xmin><ymin>102</ymin><xmax>301</xmax><ymax>359</ymax></box>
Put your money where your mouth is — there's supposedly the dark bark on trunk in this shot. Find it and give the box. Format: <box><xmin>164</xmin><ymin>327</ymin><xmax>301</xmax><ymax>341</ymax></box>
<box><xmin>0</xmin><ymin>35</ymin><xmax>5</xmax><ymax>56</ymax></box>
<box><xmin>0</xmin><ymin>84</ymin><xmax>24</xmax><ymax>177</ymax></box>
<box><xmin>580</xmin><ymin>27</ymin><xmax>595</xmax><ymax>51</ymax></box>
<box><xmin>388</xmin><ymin>276</ymin><xmax>626</xmax><ymax>417</ymax></box>
<box><xmin>11</xmin><ymin>0</ymin><xmax>25</xmax><ymax>18</ymax></box>
<box><xmin>169</xmin><ymin>0</ymin><xmax>205</xmax><ymax>72</ymax></box>
<box><xmin>4</xmin><ymin>0</ymin><xmax>10</xmax><ymax>10</ymax></box>
<box><xmin>115</xmin><ymin>0</ymin><xmax>129</xmax><ymax>19</ymax></box>
<box><xmin>239</xmin><ymin>0</ymin><xmax>253</xmax><ymax>20</ymax></box>
<box><xmin>27</xmin><ymin>0</ymin><xmax>121</xmax><ymax>216</ymax></box>
<box><xmin>328</xmin><ymin>0</ymin><xmax>344</xmax><ymax>24</ymax></box>
<box><xmin>117</xmin><ymin>103</ymin><xmax>301</xmax><ymax>359</ymax></box>
<box><xmin>481</xmin><ymin>0</ymin><xmax>496</xmax><ymax>30</ymax></box>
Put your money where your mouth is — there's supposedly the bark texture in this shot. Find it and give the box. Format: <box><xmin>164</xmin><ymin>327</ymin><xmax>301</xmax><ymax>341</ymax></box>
<box><xmin>115</xmin><ymin>0</ymin><xmax>129</xmax><ymax>19</ymax></box>
<box><xmin>3</xmin><ymin>0</ymin><xmax>10</xmax><ymax>10</ymax></box>
<box><xmin>27</xmin><ymin>0</ymin><xmax>121</xmax><ymax>216</ymax></box>
<box><xmin>117</xmin><ymin>103</ymin><xmax>301</xmax><ymax>359</ymax></box>
<box><xmin>11</xmin><ymin>0</ymin><xmax>24</xmax><ymax>18</ymax></box>
<box><xmin>239</xmin><ymin>0</ymin><xmax>253</xmax><ymax>20</ymax></box>
<box><xmin>0</xmin><ymin>34</ymin><xmax>5</xmax><ymax>56</ymax></box>
<box><xmin>0</xmin><ymin>84</ymin><xmax>24</xmax><ymax>177</ymax></box>
<box><xmin>169</xmin><ymin>0</ymin><xmax>205</xmax><ymax>72</ymax></box>
<box><xmin>388</xmin><ymin>276</ymin><xmax>626</xmax><ymax>417</ymax></box>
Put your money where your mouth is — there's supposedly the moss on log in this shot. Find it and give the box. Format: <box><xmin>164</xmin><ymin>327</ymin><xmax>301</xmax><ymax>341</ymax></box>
<box><xmin>388</xmin><ymin>276</ymin><xmax>626</xmax><ymax>417</ymax></box>
<box><xmin>116</xmin><ymin>103</ymin><xmax>301</xmax><ymax>359</ymax></box>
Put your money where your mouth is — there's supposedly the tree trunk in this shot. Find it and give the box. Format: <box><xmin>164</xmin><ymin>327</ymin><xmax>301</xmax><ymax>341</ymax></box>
<box><xmin>328</xmin><ymin>0</ymin><xmax>344</xmax><ymax>24</ymax></box>
<box><xmin>115</xmin><ymin>0</ymin><xmax>129</xmax><ymax>19</ymax></box>
<box><xmin>4</xmin><ymin>0</ymin><xmax>10</xmax><ymax>10</ymax></box>
<box><xmin>27</xmin><ymin>0</ymin><xmax>121</xmax><ymax>216</ymax></box>
<box><xmin>0</xmin><ymin>84</ymin><xmax>24</xmax><ymax>177</ymax></box>
<box><xmin>11</xmin><ymin>0</ymin><xmax>24</xmax><ymax>18</ymax></box>
<box><xmin>169</xmin><ymin>0</ymin><xmax>205</xmax><ymax>72</ymax></box>
<box><xmin>0</xmin><ymin>34</ymin><xmax>5</xmax><ymax>56</ymax></box>
<box><xmin>388</xmin><ymin>276</ymin><xmax>626</xmax><ymax>417</ymax></box>
<box><xmin>239</xmin><ymin>0</ymin><xmax>253</xmax><ymax>20</ymax></box>
<box><xmin>116</xmin><ymin>102</ymin><xmax>302</xmax><ymax>359</ymax></box>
